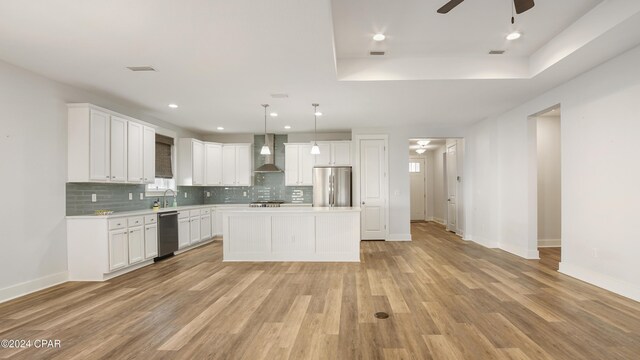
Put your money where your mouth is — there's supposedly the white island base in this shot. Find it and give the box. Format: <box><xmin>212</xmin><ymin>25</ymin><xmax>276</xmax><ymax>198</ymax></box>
<box><xmin>222</xmin><ymin>207</ymin><xmax>361</xmax><ymax>262</ymax></box>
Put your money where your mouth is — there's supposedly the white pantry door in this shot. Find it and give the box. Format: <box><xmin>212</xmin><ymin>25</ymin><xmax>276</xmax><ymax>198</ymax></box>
<box><xmin>360</xmin><ymin>139</ymin><xmax>387</xmax><ymax>240</ymax></box>
<box><xmin>410</xmin><ymin>158</ymin><xmax>426</xmax><ymax>221</ymax></box>
<box><xmin>446</xmin><ymin>143</ymin><xmax>457</xmax><ymax>232</ymax></box>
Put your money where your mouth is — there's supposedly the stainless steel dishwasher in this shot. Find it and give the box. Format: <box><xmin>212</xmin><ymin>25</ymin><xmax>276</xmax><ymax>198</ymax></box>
<box><xmin>157</xmin><ymin>211</ymin><xmax>179</xmax><ymax>259</ymax></box>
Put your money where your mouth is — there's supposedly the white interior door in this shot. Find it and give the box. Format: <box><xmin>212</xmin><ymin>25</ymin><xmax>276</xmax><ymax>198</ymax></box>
<box><xmin>446</xmin><ymin>143</ymin><xmax>457</xmax><ymax>232</ymax></box>
<box><xmin>410</xmin><ymin>158</ymin><xmax>426</xmax><ymax>221</ymax></box>
<box><xmin>360</xmin><ymin>139</ymin><xmax>387</xmax><ymax>240</ymax></box>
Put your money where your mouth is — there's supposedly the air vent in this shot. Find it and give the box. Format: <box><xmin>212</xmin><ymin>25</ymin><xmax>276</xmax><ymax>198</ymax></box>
<box><xmin>488</xmin><ymin>50</ymin><xmax>505</xmax><ymax>55</ymax></box>
<box><xmin>370</xmin><ymin>51</ymin><xmax>385</xmax><ymax>56</ymax></box>
<box><xmin>126</xmin><ymin>66</ymin><xmax>156</xmax><ymax>72</ymax></box>
<box><xmin>270</xmin><ymin>93</ymin><xmax>289</xmax><ymax>99</ymax></box>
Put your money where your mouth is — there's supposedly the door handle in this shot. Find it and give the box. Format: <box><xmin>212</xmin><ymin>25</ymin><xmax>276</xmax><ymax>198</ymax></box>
<box><xmin>361</xmin><ymin>201</ymin><xmax>365</xmax><ymax>205</ymax></box>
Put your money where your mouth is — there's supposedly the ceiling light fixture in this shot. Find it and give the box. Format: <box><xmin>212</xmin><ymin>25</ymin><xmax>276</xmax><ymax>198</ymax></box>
<box><xmin>284</xmin><ymin>125</ymin><xmax>291</xmax><ymax>129</ymax></box>
<box><xmin>417</xmin><ymin>140</ymin><xmax>431</xmax><ymax>146</ymax></box>
<box><xmin>506</xmin><ymin>31</ymin><xmax>521</xmax><ymax>41</ymax></box>
<box><xmin>311</xmin><ymin>104</ymin><xmax>321</xmax><ymax>155</ymax></box>
<box><xmin>168</xmin><ymin>103</ymin><xmax>178</xmax><ymax>109</ymax></box>
<box><xmin>416</xmin><ymin>149</ymin><xmax>426</xmax><ymax>154</ymax></box>
<box><xmin>217</xmin><ymin>126</ymin><xmax>224</xmax><ymax>130</ymax></box>
<box><xmin>260</xmin><ymin>104</ymin><xmax>271</xmax><ymax>155</ymax></box>
<box><xmin>314</xmin><ymin>111</ymin><xmax>323</xmax><ymax>116</ymax></box>
<box><xmin>270</xmin><ymin>112</ymin><xmax>278</xmax><ymax>117</ymax></box>
<box><xmin>373</xmin><ymin>33</ymin><xmax>386</xmax><ymax>41</ymax></box>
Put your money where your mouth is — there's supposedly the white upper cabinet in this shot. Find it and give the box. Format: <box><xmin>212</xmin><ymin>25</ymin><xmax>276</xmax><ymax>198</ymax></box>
<box><xmin>142</xmin><ymin>126</ymin><xmax>156</xmax><ymax>184</ymax></box>
<box><xmin>222</xmin><ymin>144</ymin><xmax>252</xmax><ymax>186</ymax></box>
<box><xmin>88</xmin><ymin>109</ymin><xmax>110</xmax><ymax>181</ymax></box>
<box><xmin>205</xmin><ymin>143</ymin><xmax>223</xmax><ymax>186</ymax></box>
<box><xmin>109</xmin><ymin>116</ymin><xmax>128</xmax><ymax>182</ymax></box>
<box><xmin>312</xmin><ymin>141</ymin><xmax>352</xmax><ymax>166</ymax></box>
<box><xmin>127</xmin><ymin>121</ymin><xmax>144</xmax><ymax>183</ymax></box>
<box><xmin>285</xmin><ymin>143</ymin><xmax>314</xmax><ymax>186</ymax></box>
<box><xmin>178</xmin><ymin>138</ymin><xmax>205</xmax><ymax>186</ymax></box>
<box><xmin>68</xmin><ymin>104</ymin><xmax>155</xmax><ymax>184</ymax></box>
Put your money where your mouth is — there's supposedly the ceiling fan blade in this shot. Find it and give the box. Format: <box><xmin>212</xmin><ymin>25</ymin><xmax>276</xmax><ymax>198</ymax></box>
<box><xmin>514</xmin><ymin>0</ymin><xmax>535</xmax><ymax>14</ymax></box>
<box><xmin>437</xmin><ymin>0</ymin><xmax>465</xmax><ymax>14</ymax></box>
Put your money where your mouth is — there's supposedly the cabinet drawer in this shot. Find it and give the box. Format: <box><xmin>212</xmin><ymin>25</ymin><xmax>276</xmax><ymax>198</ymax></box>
<box><xmin>178</xmin><ymin>211</ymin><xmax>189</xmax><ymax>219</ymax></box>
<box><xmin>108</xmin><ymin>218</ymin><xmax>127</xmax><ymax>230</ymax></box>
<box><xmin>127</xmin><ymin>217</ymin><xmax>144</xmax><ymax>227</ymax></box>
<box><xmin>144</xmin><ymin>215</ymin><xmax>157</xmax><ymax>224</ymax></box>
<box><xmin>189</xmin><ymin>209</ymin><xmax>201</xmax><ymax>217</ymax></box>
<box><xmin>201</xmin><ymin>208</ymin><xmax>211</xmax><ymax>215</ymax></box>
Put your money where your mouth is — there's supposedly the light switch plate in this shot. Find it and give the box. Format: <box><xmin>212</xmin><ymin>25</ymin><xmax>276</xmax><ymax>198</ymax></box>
<box><xmin>243</xmin><ymin>191</ymin><xmax>247</xmax><ymax>197</ymax></box>
<box><xmin>206</xmin><ymin>191</ymin><xmax>211</xmax><ymax>197</ymax></box>
<box><xmin>129</xmin><ymin>193</ymin><xmax>133</xmax><ymax>200</ymax></box>
<box><xmin>91</xmin><ymin>194</ymin><xmax>97</xmax><ymax>202</ymax></box>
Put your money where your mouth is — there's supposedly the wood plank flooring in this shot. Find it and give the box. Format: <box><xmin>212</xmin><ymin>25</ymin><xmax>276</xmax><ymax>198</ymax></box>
<box><xmin>1</xmin><ymin>222</ymin><xmax>639</xmax><ymax>359</ymax></box>
<box><xmin>538</xmin><ymin>247</ymin><xmax>561</xmax><ymax>271</ymax></box>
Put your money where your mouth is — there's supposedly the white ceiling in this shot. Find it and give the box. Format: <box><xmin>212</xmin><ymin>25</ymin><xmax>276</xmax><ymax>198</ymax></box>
<box><xmin>0</xmin><ymin>0</ymin><xmax>639</xmax><ymax>134</ymax></box>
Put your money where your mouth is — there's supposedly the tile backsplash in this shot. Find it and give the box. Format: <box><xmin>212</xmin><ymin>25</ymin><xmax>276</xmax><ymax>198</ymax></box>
<box><xmin>66</xmin><ymin>134</ymin><xmax>312</xmax><ymax>215</ymax></box>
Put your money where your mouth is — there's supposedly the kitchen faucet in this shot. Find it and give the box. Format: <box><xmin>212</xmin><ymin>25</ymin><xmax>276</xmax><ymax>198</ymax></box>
<box><xmin>163</xmin><ymin>189</ymin><xmax>177</xmax><ymax>208</ymax></box>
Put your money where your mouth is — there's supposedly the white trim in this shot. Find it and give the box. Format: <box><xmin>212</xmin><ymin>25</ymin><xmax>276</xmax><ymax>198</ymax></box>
<box><xmin>538</xmin><ymin>239</ymin><xmax>561</xmax><ymax>247</ymax></box>
<box><xmin>559</xmin><ymin>262</ymin><xmax>640</xmax><ymax>302</ymax></box>
<box><xmin>499</xmin><ymin>242</ymin><xmax>540</xmax><ymax>259</ymax></box>
<box><xmin>432</xmin><ymin>217</ymin><xmax>445</xmax><ymax>225</ymax></box>
<box><xmin>0</xmin><ymin>271</ymin><xmax>68</xmax><ymax>304</ymax></box>
<box><xmin>388</xmin><ymin>233</ymin><xmax>412</xmax><ymax>241</ymax></box>
<box><xmin>354</xmin><ymin>134</ymin><xmax>390</xmax><ymax>241</ymax></box>
<box><xmin>175</xmin><ymin>238</ymin><xmax>216</xmax><ymax>254</ymax></box>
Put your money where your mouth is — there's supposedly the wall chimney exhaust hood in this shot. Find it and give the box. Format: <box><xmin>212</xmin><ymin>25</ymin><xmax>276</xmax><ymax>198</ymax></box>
<box><xmin>255</xmin><ymin>134</ymin><xmax>282</xmax><ymax>173</ymax></box>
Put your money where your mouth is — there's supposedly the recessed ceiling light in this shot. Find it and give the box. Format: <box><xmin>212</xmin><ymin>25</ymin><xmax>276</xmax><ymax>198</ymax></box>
<box><xmin>373</xmin><ymin>33</ymin><xmax>386</xmax><ymax>41</ymax></box>
<box><xmin>506</xmin><ymin>31</ymin><xmax>521</xmax><ymax>41</ymax></box>
<box><xmin>284</xmin><ymin>125</ymin><xmax>291</xmax><ymax>129</ymax></box>
<box><xmin>168</xmin><ymin>104</ymin><xmax>178</xmax><ymax>109</ymax></box>
<box><xmin>217</xmin><ymin>127</ymin><xmax>224</xmax><ymax>130</ymax></box>
<box><xmin>270</xmin><ymin>112</ymin><xmax>278</xmax><ymax>117</ymax></box>
<box><xmin>314</xmin><ymin>111</ymin><xmax>323</xmax><ymax>116</ymax></box>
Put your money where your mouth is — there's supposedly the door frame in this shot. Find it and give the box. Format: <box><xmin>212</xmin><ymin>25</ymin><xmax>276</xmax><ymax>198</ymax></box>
<box><xmin>409</xmin><ymin>156</ymin><xmax>427</xmax><ymax>221</ymax></box>
<box><xmin>354</xmin><ymin>134</ymin><xmax>389</xmax><ymax>241</ymax></box>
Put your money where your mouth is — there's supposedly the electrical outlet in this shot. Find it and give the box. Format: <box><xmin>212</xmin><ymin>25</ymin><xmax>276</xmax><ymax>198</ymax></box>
<box><xmin>139</xmin><ymin>193</ymin><xmax>144</xmax><ymax>200</ymax></box>
<box><xmin>184</xmin><ymin>192</ymin><xmax>188</xmax><ymax>198</ymax></box>
<box><xmin>243</xmin><ymin>191</ymin><xmax>247</xmax><ymax>197</ymax></box>
<box><xmin>206</xmin><ymin>191</ymin><xmax>211</xmax><ymax>198</ymax></box>
<box><xmin>128</xmin><ymin>193</ymin><xmax>133</xmax><ymax>200</ymax></box>
<box><xmin>91</xmin><ymin>194</ymin><xmax>97</xmax><ymax>203</ymax></box>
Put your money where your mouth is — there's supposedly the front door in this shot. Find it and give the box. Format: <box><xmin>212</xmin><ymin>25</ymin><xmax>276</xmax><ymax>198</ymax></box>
<box><xmin>410</xmin><ymin>158</ymin><xmax>426</xmax><ymax>221</ymax></box>
<box><xmin>360</xmin><ymin>139</ymin><xmax>387</xmax><ymax>240</ymax></box>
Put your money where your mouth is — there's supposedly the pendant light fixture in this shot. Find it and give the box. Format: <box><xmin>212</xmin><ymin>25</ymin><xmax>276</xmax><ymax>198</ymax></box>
<box><xmin>260</xmin><ymin>104</ymin><xmax>271</xmax><ymax>155</ymax></box>
<box><xmin>310</xmin><ymin>103</ymin><xmax>321</xmax><ymax>155</ymax></box>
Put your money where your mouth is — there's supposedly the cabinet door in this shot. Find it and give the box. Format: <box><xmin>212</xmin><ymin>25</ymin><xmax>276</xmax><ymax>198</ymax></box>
<box><xmin>127</xmin><ymin>122</ymin><xmax>144</xmax><ymax>182</ymax></box>
<box><xmin>192</xmin><ymin>141</ymin><xmax>204</xmax><ymax>186</ymax></box>
<box><xmin>332</xmin><ymin>142</ymin><xmax>351</xmax><ymax>166</ymax></box>
<box><xmin>110</xmin><ymin>116</ymin><xmax>128</xmax><ymax>182</ymax></box>
<box><xmin>201</xmin><ymin>215</ymin><xmax>212</xmax><ymax>240</ymax></box>
<box><xmin>314</xmin><ymin>143</ymin><xmax>332</xmax><ymax>166</ymax></box>
<box><xmin>299</xmin><ymin>144</ymin><xmax>314</xmax><ymax>185</ymax></box>
<box><xmin>285</xmin><ymin>145</ymin><xmax>300</xmax><ymax>186</ymax></box>
<box><xmin>128</xmin><ymin>226</ymin><xmax>144</xmax><ymax>264</ymax></box>
<box><xmin>142</xmin><ymin>126</ymin><xmax>156</xmax><ymax>184</ymax></box>
<box><xmin>144</xmin><ymin>224</ymin><xmax>158</xmax><ymax>259</ymax></box>
<box><xmin>222</xmin><ymin>145</ymin><xmax>237</xmax><ymax>185</ymax></box>
<box><xmin>205</xmin><ymin>143</ymin><xmax>223</xmax><ymax>185</ymax></box>
<box><xmin>214</xmin><ymin>209</ymin><xmax>223</xmax><ymax>236</ymax></box>
<box><xmin>190</xmin><ymin>217</ymin><xmax>201</xmax><ymax>244</ymax></box>
<box><xmin>108</xmin><ymin>229</ymin><xmax>128</xmax><ymax>271</ymax></box>
<box><xmin>211</xmin><ymin>210</ymin><xmax>218</xmax><ymax>237</ymax></box>
<box><xmin>235</xmin><ymin>145</ymin><xmax>252</xmax><ymax>186</ymax></box>
<box><xmin>178</xmin><ymin>218</ymin><xmax>190</xmax><ymax>249</ymax></box>
<box><xmin>89</xmin><ymin>109</ymin><xmax>110</xmax><ymax>181</ymax></box>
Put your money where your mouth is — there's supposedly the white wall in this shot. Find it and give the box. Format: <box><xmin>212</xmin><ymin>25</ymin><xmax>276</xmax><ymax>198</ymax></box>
<box><xmin>0</xmin><ymin>59</ymin><xmax>199</xmax><ymax>302</ymax></box>
<box><xmin>537</xmin><ymin>116</ymin><xmax>561</xmax><ymax>246</ymax></box>
<box><xmin>467</xmin><ymin>44</ymin><xmax>640</xmax><ymax>301</ymax></box>
<box><xmin>432</xmin><ymin>146</ymin><xmax>447</xmax><ymax>224</ymax></box>
<box><xmin>425</xmin><ymin>151</ymin><xmax>436</xmax><ymax>220</ymax></box>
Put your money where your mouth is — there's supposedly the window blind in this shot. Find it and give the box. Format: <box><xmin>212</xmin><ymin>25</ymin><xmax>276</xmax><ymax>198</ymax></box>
<box><xmin>155</xmin><ymin>134</ymin><xmax>174</xmax><ymax>179</ymax></box>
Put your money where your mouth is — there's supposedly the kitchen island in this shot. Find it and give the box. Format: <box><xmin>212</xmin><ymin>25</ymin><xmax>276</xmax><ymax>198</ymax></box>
<box><xmin>221</xmin><ymin>207</ymin><xmax>361</xmax><ymax>262</ymax></box>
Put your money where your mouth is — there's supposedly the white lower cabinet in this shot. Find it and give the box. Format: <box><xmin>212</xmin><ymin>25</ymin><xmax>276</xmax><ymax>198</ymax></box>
<box><xmin>178</xmin><ymin>216</ymin><xmax>190</xmax><ymax>249</ymax></box>
<box><xmin>201</xmin><ymin>214</ymin><xmax>212</xmax><ymax>240</ymax></box>
<box><xmin>190</xmin><ymin>216</ymin><xmax>201</xmax><ymax>244</ymax></box>
<box><xmin>108</xmin><ymin>229</ymin><xmax>129</xmax><ymax>271</ymax></box>
<box><xmin>128</xmin><ymin>226</ymin><xmax>145</xmax><ymax>264</ymax></box>
<box><xmin>144</xmin><ymin>224</ymin><xmax>158</xmax><ymax>259</ymax></box>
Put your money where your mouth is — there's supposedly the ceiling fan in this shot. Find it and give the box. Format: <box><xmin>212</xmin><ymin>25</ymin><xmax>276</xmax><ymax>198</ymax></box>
<box><xmin>437</xmin><ymin>0</ymin><xmax>535</xmax><ymax>15</ymax></box>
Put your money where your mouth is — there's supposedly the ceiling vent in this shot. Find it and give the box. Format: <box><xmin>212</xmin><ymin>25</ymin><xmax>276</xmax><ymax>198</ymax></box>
<box><xmin>126</xmin><ymin>66</ymin><xmax>156</xmax><ymax>72</ymax></box>
<box><xmin>270</xmin><ymin>93</ymin><xmax>289</xmax><ymax>99</ymax></box>
<box><xmin>370</xmin><ymin>51</ymin><xmax>385</xmax><ymax>56</ymax></box>
<box><xmin>488</xmin><ymin>50</ymin><xmax>505</xmax><ymax>55</ymax></box>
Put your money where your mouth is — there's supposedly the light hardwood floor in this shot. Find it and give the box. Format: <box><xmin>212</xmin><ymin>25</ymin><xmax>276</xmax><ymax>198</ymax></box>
<box><xmin>1</xmin><ymin>222</ymin><xmax>639</xmax><ymax>359</ymax></box>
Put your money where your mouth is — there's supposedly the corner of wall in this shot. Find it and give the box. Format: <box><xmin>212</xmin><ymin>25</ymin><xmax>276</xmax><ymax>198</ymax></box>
<box><xmin>0</xmin><ymin>271</ymin><xmax>69</xmax><ymax>304</ymax></box>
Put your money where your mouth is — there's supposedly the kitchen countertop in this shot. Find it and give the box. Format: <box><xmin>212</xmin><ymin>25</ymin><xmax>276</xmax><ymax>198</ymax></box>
<box><xmin>66</xmin><ymin>203</ymin><xmax>312</xmax><ymax>219</ymax></box>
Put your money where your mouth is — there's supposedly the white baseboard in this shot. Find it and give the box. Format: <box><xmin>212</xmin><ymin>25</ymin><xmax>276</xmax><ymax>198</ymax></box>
<box><xmin>559</xmin><ymin>262</ymin><xmax>640</xmax><ymax>302</ymax></box>
<box><xmin>471</xmin><ymin>236</ymin><xmax>499</xmax><ymax>248</ymax></box>
<box><xmin>388</xmin><ymin>233</ymin><xmax>412</xmax><ymax>241</ymax></box>
<box><xmin>0</xmin><ymin>271</ymin><xmax>68</xmax><ymax>304</ymax></box>
<box><xmin>538</xmin><ymin>239</ymin><xmax>561</xmax><ymax>247</ymax></box>
<box><xmin>498</xmin><ymin>242</ymin><xmax>540</xmax><ymax>259</ymax></box>
<box><xmin>432</xmin><ymin>218</ymin><xmax>445</xmax><ymax>225</ymax></box>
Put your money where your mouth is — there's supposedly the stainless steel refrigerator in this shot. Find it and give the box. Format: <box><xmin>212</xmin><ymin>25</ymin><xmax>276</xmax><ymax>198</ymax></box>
<box><xmin>313</xmin><ymin>166</ymin><xmax>352</xmax><ymax>207</ymax></box>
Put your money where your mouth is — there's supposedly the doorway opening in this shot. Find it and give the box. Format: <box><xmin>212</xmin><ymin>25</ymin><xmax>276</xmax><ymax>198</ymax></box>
<box><xmin>408</xmin><ymin>138</ymin><xmax>464</xmax><ymax>238</ymax></box>
<box><xmin>534</xmin><ymin>106</ymin><xmax>562</xmax><ymax>270</ymax></box>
